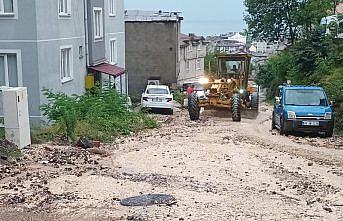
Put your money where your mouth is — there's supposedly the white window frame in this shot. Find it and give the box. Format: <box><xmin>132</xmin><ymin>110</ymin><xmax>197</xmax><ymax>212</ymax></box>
<box><xmin>0</xmin><ymin>0</ymin><xmax>18</xmax><ymax>19</ymax></box>
<box><xmin>196</xmin><ymin>59</ymin><xmax>202</xmax><ymax>70</ymax></box>
<box><xmin>58</xmin><ymin>0</ymin><xmax>72</xmax><ymax>17</ymax></box>
<box><xmin>60</xmin><ymin>46</ymin><xmax>73</xmax><ymax>84</ymax></box>
<box><xmin>109</xmin><ymin>38</ymin><xmax>118</xmax><ymax>65</ymax></box>
<box><xmin>187</xmin><ymin>45</ymin><xmax>192</xmax><ymax>53</ymax></box>
<box><xmin>0</xmin><ymin>49</ymin><xmax>22</xmax><ymax>87</ymax></box>
<box><xmin>186</xmin><ymin>60</ymin><xmax>190</xmax><ymax>73</ymax></box>
<box><xmin>93</xmin><ymin>7</ymin><xmax>104</xmax><ymax>41</ymax></box>
<box><xmin>108</xmin><ymin>0</ymin><xmax>117</xmax><ymax>17</ymax></box>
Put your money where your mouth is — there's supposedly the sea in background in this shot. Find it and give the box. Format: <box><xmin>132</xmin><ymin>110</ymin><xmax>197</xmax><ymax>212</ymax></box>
<box><xmin>182</xmin><ymin>19</ymin><xmax>247</xmax><ymax>37</ymax></box>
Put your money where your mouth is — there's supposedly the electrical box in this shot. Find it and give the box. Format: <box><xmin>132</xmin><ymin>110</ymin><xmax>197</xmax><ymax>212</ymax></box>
<box><xmin>85</xmin><ymin>74</ymin><xmax>95</xmax><ymax>90</ymax></box>
<box><xmin>2</xmin><ymin>87</ymin><xmax>31</xmax><ymax>148</ymax></box>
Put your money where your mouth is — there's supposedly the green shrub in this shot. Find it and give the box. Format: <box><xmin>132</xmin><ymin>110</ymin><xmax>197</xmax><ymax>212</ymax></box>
<box><xmin>321</xmin><ymin>68</ymin><xmax>343</xmax><ymax>131</ymax></box>
<box><xmin>256</xmin><ymin>50</ymin><xmax>298</xmax><ymax>100</ymax></box>
<box><xmin>173</xmin><ymin>91</ymin><xmax>185</xmax><ymax>105</ymax></box>
<box><xmin>40</xmin><ymin>88</ymin><xmax>157</xmax><ymax>142</ymax></box>
<box><xmin>0</xmin><ymin>128</ymin><xmax>4</xmax><ymax>140</ymax></box>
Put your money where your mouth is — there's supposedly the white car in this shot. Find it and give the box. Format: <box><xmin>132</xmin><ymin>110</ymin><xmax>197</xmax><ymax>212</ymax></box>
<box><xmin>141</xmin><ymin>85</ymin><xmax>174</xmax><ymax>115</ymax></box>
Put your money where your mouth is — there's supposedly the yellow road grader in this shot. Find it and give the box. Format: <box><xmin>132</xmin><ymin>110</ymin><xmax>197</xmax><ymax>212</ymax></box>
<box><xmin>188</xmin><ymin>53</ymin><xmax>259</xmax><ymax>121</ymax></box>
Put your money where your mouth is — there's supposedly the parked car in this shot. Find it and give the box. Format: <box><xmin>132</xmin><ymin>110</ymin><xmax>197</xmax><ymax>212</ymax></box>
<box><xmin>141</xmin><ymin>85</ymin><xmax>174</xmax><ymax>115</ymax></box>
<box><xmin>272</xmin><ymin>85</ymin><xmax>334</xmax><ymax>137</ymax></box>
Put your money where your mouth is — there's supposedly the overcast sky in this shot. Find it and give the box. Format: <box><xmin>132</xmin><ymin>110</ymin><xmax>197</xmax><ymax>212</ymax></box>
<box><xmin>125</xmin><ymin>0</ymin><xmax>247</xmax><ymax>36</ymax></box>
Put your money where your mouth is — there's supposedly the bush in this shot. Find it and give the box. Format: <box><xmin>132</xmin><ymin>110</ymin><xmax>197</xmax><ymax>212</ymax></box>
<box><xmin>0</xmin><ymin>128</ymin><xmax>4</xmax><ymax>140</ymax></box>
<box><xmin>256</xmin><ymin>31</ymin><xmax>343</xmax><ymax>132</ymax></box>
<box><xmin>256</xmin><ymin>50</ymin><xmax>298</xmax><ymax>100</ymax></box>
<box><xmin>40</xmin><ymin>88</ymin><xmax>157</xmax><ymax>142</ymax></box>
<box><xmin>173</xmin><ymin>91</ymin><xmax>186</xmax><ymax>105</ymax></box>
<box><xmin>321</xmin><ymin>68</ymin><xmax>343</xmax><ymax>131</ymax></box>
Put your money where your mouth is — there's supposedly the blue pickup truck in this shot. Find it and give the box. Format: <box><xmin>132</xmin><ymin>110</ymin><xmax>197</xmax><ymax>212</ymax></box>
<box><xmin>272</xmin><ymin>85</ymin><xmax>334</xmax><ymax>137</ymax></box>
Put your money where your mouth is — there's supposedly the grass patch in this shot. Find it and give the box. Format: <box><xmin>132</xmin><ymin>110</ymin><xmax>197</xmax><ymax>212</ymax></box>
<box><xmin>39</xmin><ymin>88</ymin><xmax>158</xmax><ymax>143</ymax></box>
<box><xmin>173</xmin><ymin>91</ymin><xmax>186</xmax><ymax>105</ymax></box>
<box><xmin>0</xmin><ymin>140</ymin><xmax>22</xmax><ymax>164</ymax></box>
<box><xmin>0</xmin><ymin>128</ymin><xmax>4</xmax><ymax>140</ymax></box>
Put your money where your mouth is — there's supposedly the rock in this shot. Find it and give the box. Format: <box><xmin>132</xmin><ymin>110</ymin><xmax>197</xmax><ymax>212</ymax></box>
<box><xmin>87</xmin><ymin>148</ymin><xmax>108</xmax><ymax>156</ymax></box>
<box><xmin>127</xmin><ymin>216</ymin><xmax>134</xmax><ymax>220</ymax></box>
<box><xmin>76</xmin><ymin>138</ymin><xmax>94</xmax><ymax>149</ymax></box>
<box><xmin>323</xmin><ymin>205</ymin><xmax>333</xmax><ymax>212</ymax></box>
<box><xmin>43</xmin><ymin>146</ymin><xmax>53</xmax><ymax>152</ymax></box>
<box><xmin>164</xmin><ymin>117</ymin><xmax>173</xmax><ymax>124</ymax></box>
<box><xmin>92</xmin><ymin>141</ymin><xmax>101</xmax><ymax>148</ymax></box>
<box><xmin>120</xmin><ymin>194</ymin><xmax>176</xmax><ymax>206</ymax></box>
<box><xmin>308</xmin><ymin>162</ymin><xmax>314</xmax><ymax>166</ymax></box>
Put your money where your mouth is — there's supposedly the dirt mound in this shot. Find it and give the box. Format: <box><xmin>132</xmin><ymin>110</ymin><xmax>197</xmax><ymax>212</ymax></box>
<box><xmin>0</xmin><ymin>140</ymin><xmax>21</xmax><ymax>165</ymax></box>
<box><xmin>0</xmin><ymin>140</ymin><xmax>17</xmax><ymax>149</ymax></box>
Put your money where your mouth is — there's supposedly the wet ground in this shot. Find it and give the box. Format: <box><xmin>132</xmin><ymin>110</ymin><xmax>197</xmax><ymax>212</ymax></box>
<box><xmin>0</xmin><ymin>103</ymin><xmax>343</xmax><ymax>221</ymax></box>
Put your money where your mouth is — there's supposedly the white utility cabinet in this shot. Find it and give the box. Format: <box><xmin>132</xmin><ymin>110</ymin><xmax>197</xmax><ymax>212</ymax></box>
<box><xmin>3</xmin><ymin>87</ymin><xmax>31</xmax><ymax>148</ymax></box>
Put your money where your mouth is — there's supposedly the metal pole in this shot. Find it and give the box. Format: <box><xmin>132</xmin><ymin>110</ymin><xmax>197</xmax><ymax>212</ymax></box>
<box><xmin>120</xmin><ymin>75</ymin><xmax>123</xmax><ymax>96</ymax></box>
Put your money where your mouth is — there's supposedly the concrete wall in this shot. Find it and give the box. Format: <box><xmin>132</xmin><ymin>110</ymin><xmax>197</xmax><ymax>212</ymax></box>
<box><xmin>0</xmin><ymin>0</ymin><xmax>41</xmax><ymax>122</ymax></box>
<box><xmin>87</xmin><ymin>0</ymin><xmax>106</xmax><ymax>65</ymax></box>
<box><xmin>0</xmin><ymin>0</ymin><xmax>87</xmax><ymax>125</ymax></box>
<box><xmin>126</xmin><ymin>21</ymin><xmax>180</xmax><ymax>96</ymax></box>
<box><xmin>34</xmin><ymin>0</ymin><xmax>86</xmax><ymax>125</ymax></box>
<box><xmin>104</xmin><ymin>0</ymin><xmax>126</xmax><ymax>94</ymax></box>
<box><xmin>178</xmin><ymin>42</ymin><xmax>206</xmax><ymax>85</ymax></box>
<box><xmin>1</xmin><ymin>0</ymin><xmax>126</xmax><ymax>125</ymax></box>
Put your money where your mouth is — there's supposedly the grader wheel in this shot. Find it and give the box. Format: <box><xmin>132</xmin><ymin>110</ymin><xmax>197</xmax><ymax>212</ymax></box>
<box><xmin>251</xmin><ymin>92</ymin><xmax>259</xmax><ymax>111</ymax></box>
<box><xmin>232</xmin><ymin>93</ymin><xmax>241</xmax><ymax>122</ymax></box>
<box><xmin>188</xmin><ymin>93</ymin><xmax>200</xmax><ymax>121</ymax></box>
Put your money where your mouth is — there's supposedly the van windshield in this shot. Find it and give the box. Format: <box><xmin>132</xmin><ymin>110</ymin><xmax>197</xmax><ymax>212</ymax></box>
<box><xmin>285</xmin><ymin>89</ymin><xmax>328</xmax><ymax>106</ymax></box>
<box><xmin>147</xmin><ymin>88</ymin><xmax>169</xmax><ymax>95</ymax></box>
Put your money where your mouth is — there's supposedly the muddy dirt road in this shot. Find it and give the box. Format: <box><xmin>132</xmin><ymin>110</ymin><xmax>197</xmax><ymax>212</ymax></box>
<box><xmin>1</xmin><ymin>104</ymin><xmax>343</xmax><ymax>221</ymax></box>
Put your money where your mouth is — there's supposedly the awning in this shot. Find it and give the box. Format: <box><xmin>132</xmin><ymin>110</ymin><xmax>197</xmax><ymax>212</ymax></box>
<box><xmin>89</xmin><ymin>63</ymin><xmax>125</xmax><ymax>77</ymax></box>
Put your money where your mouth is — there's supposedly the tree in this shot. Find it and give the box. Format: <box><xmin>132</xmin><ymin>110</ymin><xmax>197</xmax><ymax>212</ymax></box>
<box><xmin>244</xmin><ymin>0</ymin><xmax>335</xmax><ymax>45</ymax></box>
<box><xmin>205</xmin><ymin>51</ymin><xmax>222</xmax><ymax>76</ymax></box>
<box><xmin>245</xmin><ymin>0</ymin><xmax>299</xmax><ymax>44</ymax></box>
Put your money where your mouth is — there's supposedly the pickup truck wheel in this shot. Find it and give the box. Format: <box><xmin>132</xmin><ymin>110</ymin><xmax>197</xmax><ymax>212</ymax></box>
<box><xmin>188</xmin><ymin>93</ymin><xmax>200</xmax><ymax>121</ymax></box>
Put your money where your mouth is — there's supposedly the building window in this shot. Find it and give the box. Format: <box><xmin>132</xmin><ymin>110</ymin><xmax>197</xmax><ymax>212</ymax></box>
<box><xmin>0</xmin><ymin>0</ymin><xmax>14</xmax><ymax>15</ymax></box>
<box><xmin>93</xmin><ymin>7</ymin><xmax>103</xmax><ymax>40</ymax></box>
<box><xmin>109</xmin><ymin>0</ymin><xmax>116</xmax><ymax>17</ymax></box>
<box><xmin>186</xmin><ymin>60</ymin><xmax>190</xmax><ymax>73</ymax></box>
<box><xmin>78</xmin><ymin>46</ymin><xmax>83</xmax><ymax>59</ymax></box>
<box><xmin>60</xmin><ymin>46</ymin><xmax>73</xmax><ymax>83</ymax></box>
<box><xmin>196</xmin><ymin>59</ymin><xmax>202</xmax><ymax>70</ymax></box>
<box><xmin>0</xmin><ymin>53</ymin><xmax>18</xmax><ymax>87</ymax></box>
<box><xmin>58</xmin><ymin>0</ymin><xmax>71</xmax><ymax>17</ymax></box>
<box><xmin>187</xmin><ymin>45</ymin><xmax>192</xmax><ymax>53</ymax></box>
<box><xmin>109</xmin><ymin>39</ymin><xmax>117</xmax><ymax>64</ymax></box>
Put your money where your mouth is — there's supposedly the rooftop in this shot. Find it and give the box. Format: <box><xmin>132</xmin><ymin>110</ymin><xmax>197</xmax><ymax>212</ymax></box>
<box><xmin>180</xmin><ymin>33</ymin><xmax>204</xmax><ymax>41</ymax></box>
<box><xmin>125</xmin><ymin>10</ymin><xmax>183</xmax><ymax>22</ymax></box>
<box><xmin>281</xmin><ymin>85</ymin><xmax>324</xmax><ymax>90</ymax></box>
